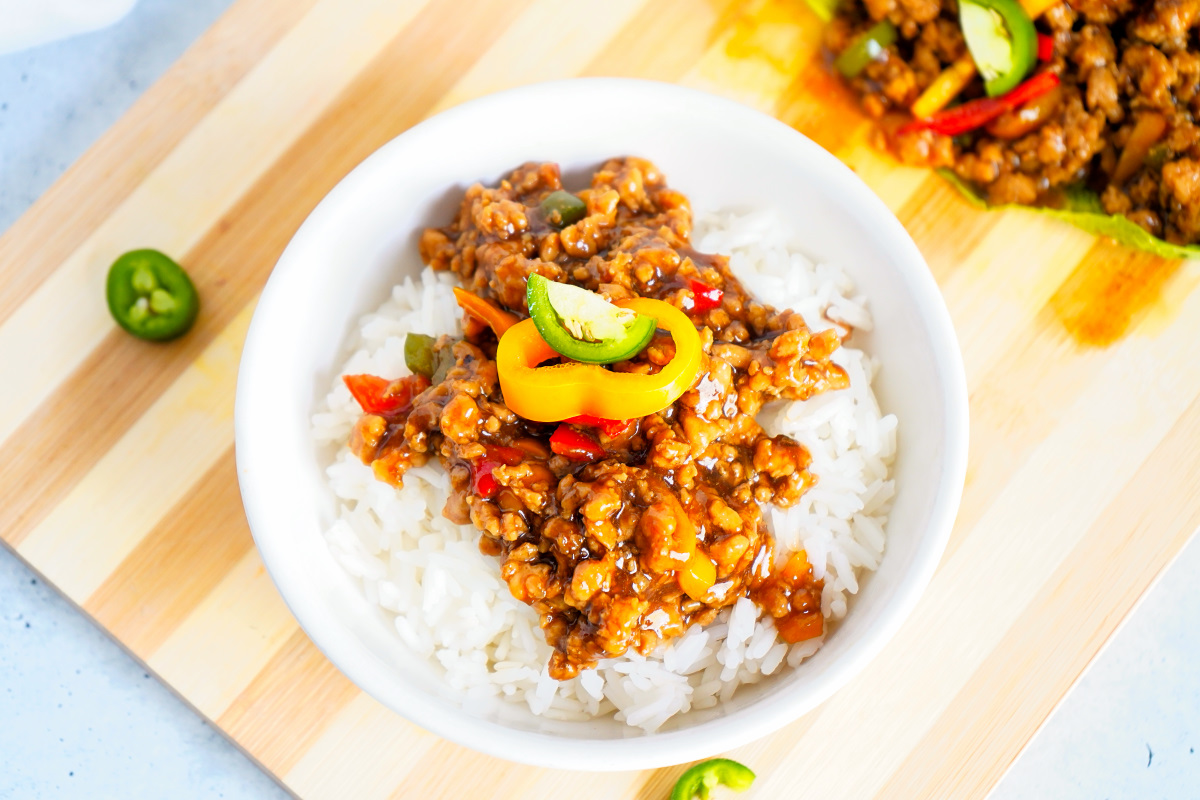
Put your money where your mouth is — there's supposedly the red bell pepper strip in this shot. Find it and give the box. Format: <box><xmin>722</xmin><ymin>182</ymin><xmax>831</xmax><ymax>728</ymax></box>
<box><xmin>550</xmin><ymin>425</ymin><xmax>606</xmax><ymax>462</ymax></box>
<box><xmin>1036</xmin><ymin>34</ymin><xmax>1054</xmax><ymax>61</ymax></box>
<box><xmin>566</xmin><ymin>414</ymin><xmax>635</xmax><ymax>438</ymax></box>
<box><xmin>470</xmin><ymin>445</ymin><xmax>525</xmax><ymax>500</ymax></box>
<box><xmin>685</xmin><ymin>278</ymin><xmax>724</xmax><ymax>313</ymax></box>
<box><xmin>899</xmin><ymin>72</ymin><xmax>1060</xmax><ymax>137</ymax></box>
<box><xmin>343</xmin><ymin>373</ymin><xmax>430</xmax><ymax>416</ymax></box>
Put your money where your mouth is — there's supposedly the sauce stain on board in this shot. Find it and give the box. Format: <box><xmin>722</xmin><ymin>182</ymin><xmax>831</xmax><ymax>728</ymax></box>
<box><xmin>691</xmin><ymin>0</ymin><xmax>822</xmax><ymax>111</ymax></box>
<box><xmin>1047</xmin><ymin>238</ymin><xmax>1184</xmax><ymax>347</ymax></box>
<box><xmin>716</xmin><ymin>0</ymin><xmax>817</xmax><ymax>73</ymax></box>
<box><xmin>775</xmin><ymin>59</ymin><xmax>868</xmax><ymax>153</ymax></box>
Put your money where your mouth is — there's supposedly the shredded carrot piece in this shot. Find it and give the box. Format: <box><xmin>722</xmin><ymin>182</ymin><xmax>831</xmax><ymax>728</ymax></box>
<box><xmin>777</xmin><ymin>613</ymin><xmax>824</xmax><ymax>643</ymax></box>
<box><xmin>452</xmin><ymin>287</ymin><xmax>519</xmax><ymax>337</ymax></box>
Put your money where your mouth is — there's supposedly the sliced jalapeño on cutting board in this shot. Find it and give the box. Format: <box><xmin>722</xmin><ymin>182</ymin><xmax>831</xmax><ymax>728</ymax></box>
<box><xmin>106</xmin><ymin>249</ymin><xmax>199</xmax><ymax>341</ymax></box>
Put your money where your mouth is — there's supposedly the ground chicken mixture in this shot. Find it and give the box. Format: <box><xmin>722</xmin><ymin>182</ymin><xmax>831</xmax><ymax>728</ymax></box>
<box><xmin>827</xmin><ymin>0</ymin><xmax>1200</xmax><ymax>244</ymax></box>
<box><xmin>344</xmin><ymin>158</ymin><xmax>850</xmax><ymax>679</ymax></box>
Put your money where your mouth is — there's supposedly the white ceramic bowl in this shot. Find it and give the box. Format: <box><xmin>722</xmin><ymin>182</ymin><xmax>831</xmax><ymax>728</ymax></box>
<box><xmin>235</xmin><ymin>78</ymin><xmax>968</xmax><ymax>771</ymax></box>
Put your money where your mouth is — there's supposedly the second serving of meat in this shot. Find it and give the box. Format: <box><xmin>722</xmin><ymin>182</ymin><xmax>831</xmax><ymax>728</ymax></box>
<box><xmin>824</xmin><ymin>0</ymin><xmax>1200</xmax><ymax>245</ymax></box>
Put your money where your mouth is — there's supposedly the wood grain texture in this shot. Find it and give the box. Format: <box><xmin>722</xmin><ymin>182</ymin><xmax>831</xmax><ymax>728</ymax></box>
<box><xmin>0</xmin><ymin>0</ymin><xmax>316</xmax><ymax>326</ymax></box>
<box><xmin>2</xmin><ymin>0</ymin><xmax>1198</xmax><ymax>797</ymax></box>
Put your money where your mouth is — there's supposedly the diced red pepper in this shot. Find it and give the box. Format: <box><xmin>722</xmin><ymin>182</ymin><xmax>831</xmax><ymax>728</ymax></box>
<box><xmin>566</xmin><ymin>414</ymin><xmax>635</xmax><ymax>438</ymax></box>
<box><xmin>473</xmin><ymin>467</ymin><xmax>499</xmax><ymax>499</ymax></box>
<box><xmin>1036</xmin><ymin>34</ymin><xmax>1054</xmax><ymax>62</ymax></box>
<box><xmin>343</xmin><ymin>373</ymin><xmax>430</xmax><ymax>416</ymax></box>
<box><xmin>899</xmin><ymin>72</ymin><xmax>1060</xmax><ymax>137</ymax></box>
<box><xmin>549</xmin><ymin>425</ymin><xmax>606</xmax><ymax>462</ymax></box>
<box><xmin>685</xmin><ymin>278</ymin><xmax>724</xmax><ymax>313</ymax></box>
<box><xmin>776</xmin><ymin>611</ymin><xmax>823</xmax><ymax>643</ymax></box>
<box><xmin>470</xmin><ymin>445</ymin><xmax>526</xmax><ymax>500</ymax></box>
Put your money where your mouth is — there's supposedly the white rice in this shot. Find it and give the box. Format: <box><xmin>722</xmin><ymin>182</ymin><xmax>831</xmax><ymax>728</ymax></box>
<box><xmin>313</xmin><ymin>208</ymin><xmax>897</xmax><ymax>733</ymax></box>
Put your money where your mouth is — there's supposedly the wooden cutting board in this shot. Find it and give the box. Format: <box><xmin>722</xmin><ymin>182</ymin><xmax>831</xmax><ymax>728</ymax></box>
<box><xmin>4</xmin><ymin>0</ymin><xmax>1199</xmax><ymax>796</ymax></box>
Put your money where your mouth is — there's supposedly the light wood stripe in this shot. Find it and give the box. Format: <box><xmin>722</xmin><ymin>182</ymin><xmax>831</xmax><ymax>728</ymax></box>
<box><xmin>0</xmin><ymin>0</ymin><xmax>435</xmax><ymax>451</ymax></box>
<box><xmin>283</xmin><ymin>695</ymin><xmax>437</xmax><ymax>800</ymax></box>
<box><xmin>427</xmin><ymin>0</ymin><xmax>650</xmax><ymax>116</ymax></box>
<box><xmin>217</xmin><ymin>629</ymin><xmax>361</xmax><ymax>777</ymax></box>
<box><xmin>0</xmin><ymin>0</ymin><xmax>315</xmax><ymax>326</ymax></box>
<box><xmin>581</xmin><ymin>0</ymin><xmax>742</xmax><ymax>81</ymax></box>
<box><xmin>948</xmin><ymin>243</ymin><xmax>1190</xmax><ymax>556</ymax></box>
<box><xmin>878</xmin><ymin>390</ymin><xmax>1200</xmax><ymax>798</ymax></box>
<box><xmin>149</xmin><ymin>549</ymin><xmax>297</xmax><ymax>719</ymax></box>
<box><xmin>1</xmin><ymin>0</ymin><xmax>530</xmax><ymax>553</ymax></box>
<box><xmin>4</xmin><ymin>0</ymin><xmax>1200</xmax><ymax>796</ymax></box>
<box><xmin>896</xmin><ymin>176</ymin><xmax>1003</xmax><ymax>283</ymax></box>
<box><xmin>940</xmin><ymin>213</ymin><xmax>1096</xmax><ymax>383</ymax></box>
<box><xmin>386</xmin><ymin>740</ymin><xmax>552</xmax><ymax>799</ymax></box>
<box><xmin>84</xmin><ymin>450</ymin><xmax>253</xmax><ymax>657</ymax></box>
<box><xmin>681</xmin><ymin>0</ymin><xmax>821</xmax><ymax>112</ymax></box>
<box><xmin>12</xmin><ymin>302</ymin><xmax>250</xmax><ymax>586</ymax></box>
<box><xmin>749</xmin><ymin>280</ymin><xmax>1200</xmax><ymax>799</ymax></box>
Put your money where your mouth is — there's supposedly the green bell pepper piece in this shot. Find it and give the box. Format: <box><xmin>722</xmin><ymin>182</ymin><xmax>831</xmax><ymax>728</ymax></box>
<box><xmin>834</xmin><ymin>21</ymin><xmax>897</xmax><ymax>79</ymax></box>
<box><xmin>540</xmin><ymin>190</ymin><xmax>587</xmax><ymax>228</ymax></box>
<box><xmin>404</xmin><ymin>333</ymin><xmax>437</xmax><ymax>378</ymax></box>
<box><xmin>670</xmin><ymin>758</ymin><xmax>756</xmax><ymax>800</ymax></box>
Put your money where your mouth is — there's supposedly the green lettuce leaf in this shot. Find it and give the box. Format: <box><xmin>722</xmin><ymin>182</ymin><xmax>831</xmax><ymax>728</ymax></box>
<box><xmin>936</xmin><ymin>169</ymin><xmax>1200</xmax><ymax>260</ymax></box>
<box><xmin>803</xmin><ymin>0</ymin><xmax>840</xmax><ymax>22</ymax></box>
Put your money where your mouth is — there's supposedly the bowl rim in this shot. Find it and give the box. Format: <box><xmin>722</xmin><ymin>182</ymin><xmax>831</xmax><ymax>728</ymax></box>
<box><xmin>234</xmin><ymin>76</ymin><xmax>969</xmax><ymax>771</ymax></box>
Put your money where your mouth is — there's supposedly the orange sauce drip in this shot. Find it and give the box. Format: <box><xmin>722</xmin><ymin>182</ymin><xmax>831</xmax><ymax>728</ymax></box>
<box><xmin>776</xmin><ymin>62</ymin><xmax>868</xmax><ymax>154</ymax></box>
<box><xmin>1049</xmin><ymin>239</ymin><xmax>1183</xmax><ymax>347</ymax></box>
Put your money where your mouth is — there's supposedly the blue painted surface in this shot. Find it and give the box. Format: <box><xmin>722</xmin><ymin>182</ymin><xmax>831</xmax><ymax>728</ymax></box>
<box><xmin>0</xmin><ymin>551</ymin><xmax>289</xmax><ymax>798</ymax></box>
<box><xmin>992</xmin><ymin>536</ymin><xmax>1200</xmax><ymax>800</ymax></box>
<box><xmin>0</xmin><ymin>1</ymin><xmax>286</xmax><ymax>797</ymax></box>
<box><xmin>0</xmin><ymin>3</ymin><xmax>1196</xmax><ymax>797</ymax></box>
<box><xmin>0</xmin><ymin>0</ymin><xmax>237</xmax><ymax>230</ymax></box>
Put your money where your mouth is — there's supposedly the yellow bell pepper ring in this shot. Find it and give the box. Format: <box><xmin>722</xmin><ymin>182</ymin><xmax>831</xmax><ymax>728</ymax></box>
<box><xmin>495</xmin><ymin>297</ymin><xmax>703</xmax><ymax>422</ymax></box>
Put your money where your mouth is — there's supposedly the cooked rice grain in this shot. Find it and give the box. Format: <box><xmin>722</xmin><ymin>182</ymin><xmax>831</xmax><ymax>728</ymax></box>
<box><xmin>313</xmin><ymin>208</ymin><xmax>897</xmax><ymax>732</ymax></box>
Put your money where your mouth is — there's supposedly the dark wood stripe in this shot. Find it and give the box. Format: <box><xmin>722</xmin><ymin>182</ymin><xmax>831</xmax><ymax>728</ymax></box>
<box><xmin>0</xmin><ymin>0</ymin><xmax>537</xmax><ymax>550</ymax></box>
<box><xmin>0</xmin><ymin>0</ymin><xmax>317</xmax><ymax>327</ymax></box>
<box><xmin>896</xmin><ymin>175</ymin><xmax>1000</xmax><ymax>284</ymax></box>
<box><xmin>877</xmin><ymin>390</ymin><xmax>1200</xmax><ymax>799</ymax></box>
<box><xmin>388</xmin><ymin>739</ymin><xmax>537</xmax><ymax>798</ymax></box>
<box><xmin>83</xmin><ymin>449</ymin><xmax>253</xmax><ymax>657</ymax></box>
<box><xmin>217</xmin><ymin>628</ymin><xmax>361</xmax><ymax>777</ymax></box>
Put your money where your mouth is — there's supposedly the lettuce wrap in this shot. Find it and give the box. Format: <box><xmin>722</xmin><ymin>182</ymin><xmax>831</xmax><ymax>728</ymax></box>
<box><xmin>937</xmin><ymin>169</ymin><xmax>1200</xmax><ymax>260</ymax></box>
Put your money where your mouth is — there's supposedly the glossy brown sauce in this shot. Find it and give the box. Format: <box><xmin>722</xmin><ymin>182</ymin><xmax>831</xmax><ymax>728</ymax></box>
<box><xmin>348</xmin><ymin>158</ymin><xmax>849</xmax><ymax>679</ymax></box>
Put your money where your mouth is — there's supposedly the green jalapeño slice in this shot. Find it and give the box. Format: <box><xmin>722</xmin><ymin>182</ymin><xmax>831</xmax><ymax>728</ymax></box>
<box><xmin>525</xmin><ymin>273</ymin><xmax>656</xmax><ymax>364</ymax></box>
<box><xmin>106</xmin><ymin>249</ymin><xmax>200</xmax><ymax>341</ymax></box>
<box><xmin>670</xmin><ymin>759</ymin><xmax>756</xmax><ymax>800</ymax></box>
<box><xmin>960</xmin><ymin>0</ymin><xmax>1037</xmax><ymax>97</ymax></box>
